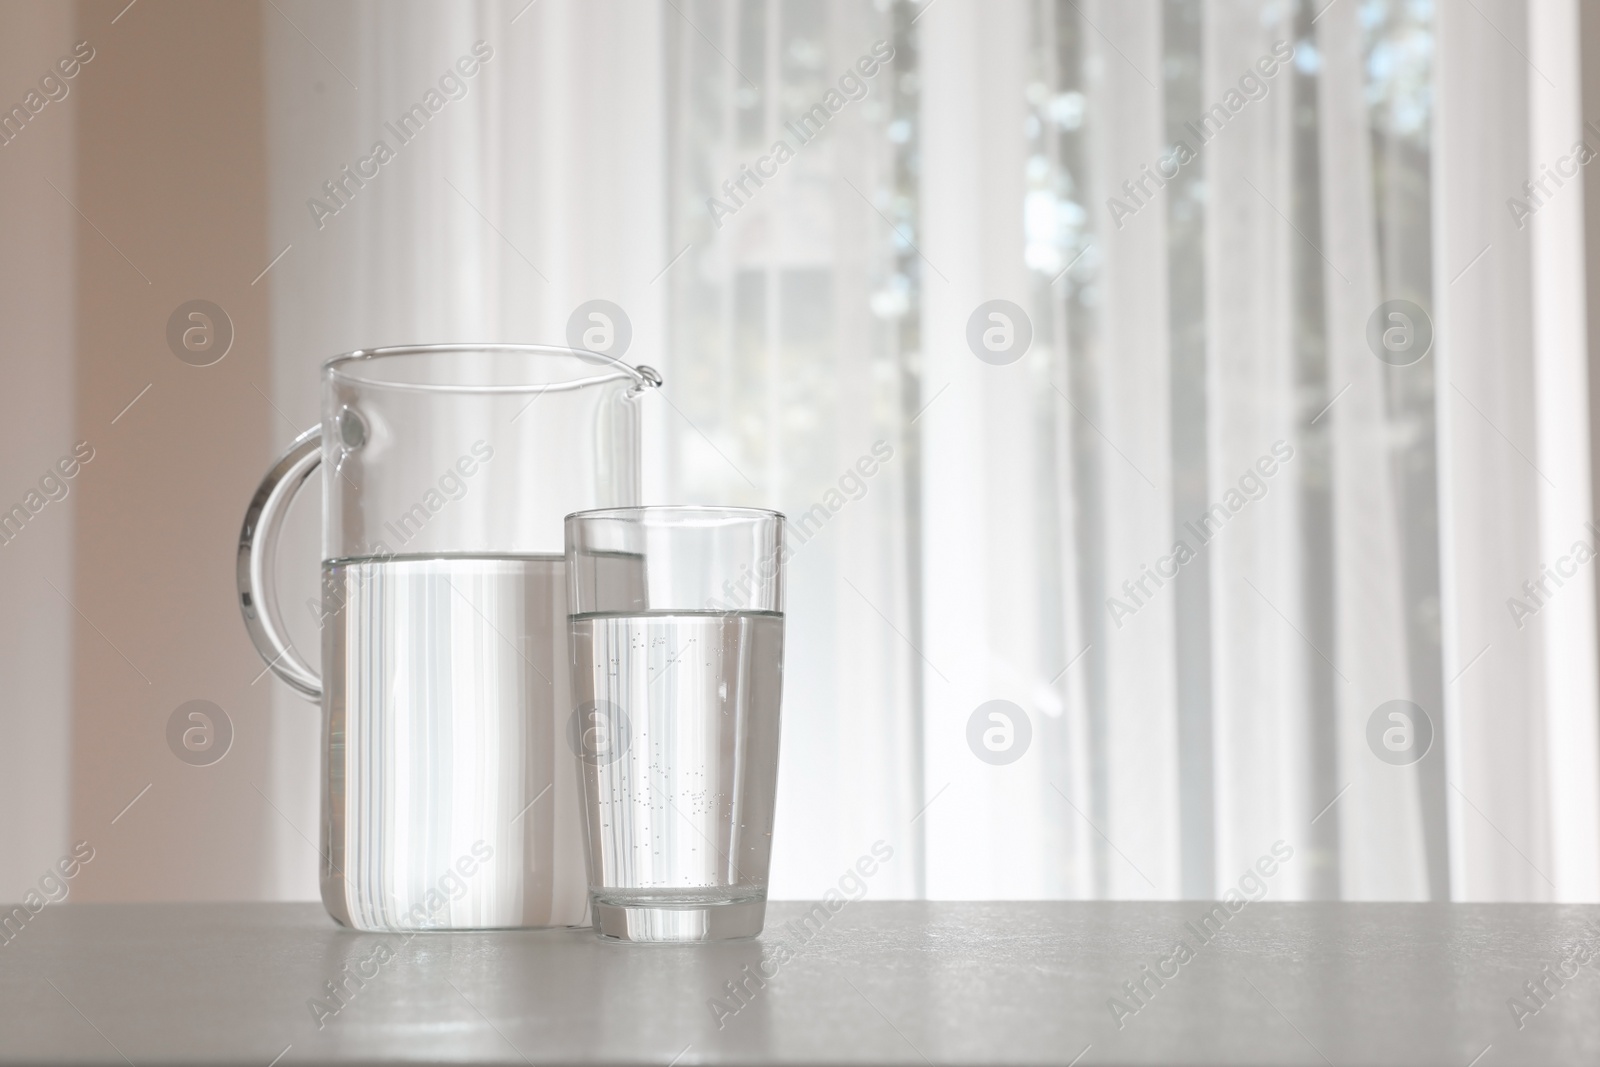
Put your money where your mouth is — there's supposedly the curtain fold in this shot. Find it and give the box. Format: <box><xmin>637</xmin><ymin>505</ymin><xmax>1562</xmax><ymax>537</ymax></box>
<box><xmin>1316</xmin><ymin>0</ymin><xmax>1430</xmax><ymax>900</ymax></box>
<box><xmin>919</xmin><ymin>0</ymin><xmax>1068</xmax><ymax>898</ymax></box>
<box><xmin>1527</xmin><ymin>0</ymin><xmax>1600</xmax><ymax>900</ymax></box>
<box><xmin>1086</xmin><ymin>0</ymin><xmax>1181</xmax><ymax>899</ymax></box>
<box><xmin>1434</xmin><ymin>0</ymin><xmax>1600</xmax><ymax>901</ymax></box>
<box><xmin>1201</xmin><ymin>0</ymin><xmax>1313</xmax><ymax>897</ymax></box>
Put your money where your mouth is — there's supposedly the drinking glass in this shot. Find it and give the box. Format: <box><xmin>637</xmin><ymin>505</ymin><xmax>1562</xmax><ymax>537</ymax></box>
<box><xmin>565</xmin><ymin>506</ymin><xmax>786</xmax><ymax>942</ymax></box>
<box><xmin>237</xmin><ymin>344</ymin><xmax>658</xmax><ymax>931</ymax></box>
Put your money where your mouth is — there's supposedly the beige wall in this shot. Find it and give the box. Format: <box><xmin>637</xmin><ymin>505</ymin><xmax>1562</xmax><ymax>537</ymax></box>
<box><xmin>68</xmin><ymin>0</ymin><xmax>275</xmax><ymax>900</ymax></box>
<box><xmin>0</xmin><ymin>0</ymin><xmax>78</xmax><ymax>900</ymax></box>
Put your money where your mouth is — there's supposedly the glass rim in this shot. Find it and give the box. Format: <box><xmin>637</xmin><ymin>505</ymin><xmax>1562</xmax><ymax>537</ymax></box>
<box><xmin>323</xmin><ymin>343</ymin><xmax>661</xmax><ymax>395</ymax></box>
<box><xmin>565</xmin><ymin>505</ymin><xmax>786</xmax><ymax>525</ymax></box>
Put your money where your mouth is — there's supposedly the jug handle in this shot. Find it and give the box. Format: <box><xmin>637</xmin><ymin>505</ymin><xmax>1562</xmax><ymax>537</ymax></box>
<box><xmin>237</xmin><ymin>425</ymin><xmax>323</xmax><ymax>702</ymax></box>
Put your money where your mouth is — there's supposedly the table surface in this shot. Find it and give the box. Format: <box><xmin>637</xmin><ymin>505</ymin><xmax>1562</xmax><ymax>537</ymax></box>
<box><xmin>1</xmin><ymin>901</ymin><xmax>1597</xmax><ymax>1066</ymax></box>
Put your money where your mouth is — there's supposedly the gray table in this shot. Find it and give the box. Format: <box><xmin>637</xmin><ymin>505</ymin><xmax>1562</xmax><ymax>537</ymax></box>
<box><xmin>1</xmin><ymin>901</ymin><xmax>1597</xmax><ymax>1065</ymax></box>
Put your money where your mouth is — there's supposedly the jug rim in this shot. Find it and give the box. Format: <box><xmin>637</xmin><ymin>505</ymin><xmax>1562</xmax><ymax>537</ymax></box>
<box><xmin>323</xmin><ymin>343</ymin><xmax>660</xmax><ymax>394</ymax></box>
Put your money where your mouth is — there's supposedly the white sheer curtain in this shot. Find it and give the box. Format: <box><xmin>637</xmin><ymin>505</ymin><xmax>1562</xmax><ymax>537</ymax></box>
<box><xmin>259</xmin><ymin>0</ymin><xmax>1600</xmax><ymax>902</ymax></box>
<box><xmin>1316</xmin><ymin>0</ymin><xmax>1425</xmax><ymax>900</ymax></box>
<box><xmin>1201</xmin><ymin>0</ymin><xmax>1316</xmax><ymax>899</ymax></box>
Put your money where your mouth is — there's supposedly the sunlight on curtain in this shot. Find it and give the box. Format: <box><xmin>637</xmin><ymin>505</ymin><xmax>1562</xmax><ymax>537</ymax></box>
<box><xmin>1436</xmin><ymin>0</ymin><xmax>1600</xmax><ymax>901</ymax></box>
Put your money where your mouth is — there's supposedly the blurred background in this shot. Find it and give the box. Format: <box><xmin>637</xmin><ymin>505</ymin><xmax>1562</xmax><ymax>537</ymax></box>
<box><xmin>3</xmin><ymin>0</ymin><xmax>1599</xmax><ymax>905</ymax></box>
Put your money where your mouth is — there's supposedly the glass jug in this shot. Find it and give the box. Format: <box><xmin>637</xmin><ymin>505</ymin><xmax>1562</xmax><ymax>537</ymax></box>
<box><xmin>237</xmin><ymin>344</ymin><xmax>659</xmax><ymax>931</ymax></box>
